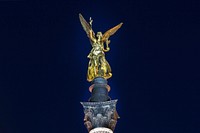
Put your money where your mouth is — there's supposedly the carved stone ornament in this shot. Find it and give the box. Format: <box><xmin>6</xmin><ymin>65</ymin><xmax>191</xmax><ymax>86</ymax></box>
<box><xmin>81</xmin><ymin>100</ymin><xmax>119</xmax><ymax>132</ymax></box>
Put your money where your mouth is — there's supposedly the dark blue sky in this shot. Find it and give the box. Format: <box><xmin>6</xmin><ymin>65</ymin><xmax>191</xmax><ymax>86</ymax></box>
<box><xmin>0</xmin><ymin>0</ymin><xmax>199</xmax><ymax>133</ymax></box>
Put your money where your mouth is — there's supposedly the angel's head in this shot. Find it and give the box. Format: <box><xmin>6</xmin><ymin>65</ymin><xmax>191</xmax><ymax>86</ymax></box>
<box><xmin>96</xmin><ymin>32</ymin><xmax>103</xmax><ymax>40</ymax></box>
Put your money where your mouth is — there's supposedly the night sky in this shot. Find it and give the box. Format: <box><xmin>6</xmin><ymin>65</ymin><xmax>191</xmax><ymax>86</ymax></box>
<box><xmin>0</xmin><ymin>0</ymin><xmax>200</xmax><ymax>133</ymax></box>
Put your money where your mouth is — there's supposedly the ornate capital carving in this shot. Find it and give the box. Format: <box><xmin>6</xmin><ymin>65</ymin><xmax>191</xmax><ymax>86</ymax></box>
<box><xmin>81</xmin><ymin>100</ymin><xmax>119</xmax><ymax>132</ymax></box>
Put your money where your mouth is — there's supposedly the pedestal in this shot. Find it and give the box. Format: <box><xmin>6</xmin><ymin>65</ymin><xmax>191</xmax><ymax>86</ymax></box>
<box><xmin>81</xmin><ymin>77</ymin><xmax>119</xmax><ymax>133</ymax></box>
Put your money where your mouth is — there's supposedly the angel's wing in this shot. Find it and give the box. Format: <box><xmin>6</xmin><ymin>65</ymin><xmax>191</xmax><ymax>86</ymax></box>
<box><xmin>79</xmin><ymin>13</ymin><xmax>95</xmax><ymax>38</ymax></box>
<box><xmin>102</xmin><ymin>23</ymin><xmax>123</xmax><ymax>42</ymax></box>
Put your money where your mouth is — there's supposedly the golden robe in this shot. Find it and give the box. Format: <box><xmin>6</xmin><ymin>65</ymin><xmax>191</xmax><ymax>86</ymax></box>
<box><xmin>87</xmin><ymin>41</ymin><xmax>112</xmax><ymax>82</ymax></box>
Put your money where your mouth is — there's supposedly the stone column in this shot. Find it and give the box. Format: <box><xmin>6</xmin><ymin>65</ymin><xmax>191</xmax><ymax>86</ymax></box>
<box><xmin>81</xmin><ymin>77</ymin><xmax>119</xmax><ymax>133</ymax></box>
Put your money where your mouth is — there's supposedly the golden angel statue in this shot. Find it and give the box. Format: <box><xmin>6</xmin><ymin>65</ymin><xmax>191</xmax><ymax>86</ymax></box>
<box><xmin>79</xmin><ymin>13</ymin><xmax>123</xmax><ymax>82</ymax></box>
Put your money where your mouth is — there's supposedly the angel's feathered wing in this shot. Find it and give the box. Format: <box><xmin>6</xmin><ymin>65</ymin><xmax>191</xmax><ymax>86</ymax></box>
<box><xmin>102</xmin><ymin>23</ymin><xmax>123</xmax><ymax>42</ymax></box>
<box><xmin>79</xmin><ymin>13</ymin><xmax>95</xmax><ymax>38</ymax></box>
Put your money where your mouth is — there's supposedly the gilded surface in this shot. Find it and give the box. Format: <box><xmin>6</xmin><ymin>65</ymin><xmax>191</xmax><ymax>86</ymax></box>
<box><xmin>79</xmin><ymin>14</ymin><xmax>123</xmax><ymax>82</ymax></box>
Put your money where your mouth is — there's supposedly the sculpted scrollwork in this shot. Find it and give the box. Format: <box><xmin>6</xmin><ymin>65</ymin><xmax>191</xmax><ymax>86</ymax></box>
<box><xmin>81</xmin><ymin>100</ymin><xmax>119</xmax><ymax>132</ymax></box>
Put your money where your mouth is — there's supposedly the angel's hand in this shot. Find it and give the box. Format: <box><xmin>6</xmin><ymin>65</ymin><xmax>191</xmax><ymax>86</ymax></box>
<box><xmin>89</xmin><ymin>17</ymin><xmax>93</xmax><ymax>26</ymax></box>
<box><xmin>106</xmin><ymin>39</ymin><xmax>111</xmax><ymax>45</ymax></box>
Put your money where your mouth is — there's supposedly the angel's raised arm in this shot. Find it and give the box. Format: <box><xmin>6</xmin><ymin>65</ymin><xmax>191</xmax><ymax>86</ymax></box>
<box><xmin>79</xmin><ymin>13</ymin><xmax>96</xmax><ymax>42</ymax></box>
<box><xmin>88</xmin><ymin>30</ymin><xmax>96</xmax><ymax>42</ymax></box>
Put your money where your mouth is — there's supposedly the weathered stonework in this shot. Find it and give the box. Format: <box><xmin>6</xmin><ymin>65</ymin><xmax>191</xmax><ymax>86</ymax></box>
<box><xmin>81</xmin><ymin>100</ymin><xmax>119</xmax><ymax>132</ymax></box>
<box><xmin>81</xmin><ymin>77</ymin><xmax>119</xmax><ymax>132</ymax></box>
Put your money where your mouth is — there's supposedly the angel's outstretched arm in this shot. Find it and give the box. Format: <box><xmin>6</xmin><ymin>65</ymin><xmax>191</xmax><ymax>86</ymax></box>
<box><xmin>79</xmin><ymin>13</ymin><xmax>96</xmax><ymax>42</ymax></box>
<box><xmin>102</xmin><ymin>23</ymin><xmax>123</xmax><ymax>52</ymax></box>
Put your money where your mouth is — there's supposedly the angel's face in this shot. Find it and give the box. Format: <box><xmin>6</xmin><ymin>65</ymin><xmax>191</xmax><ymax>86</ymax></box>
<box><xmin>96</xmin><ymin>32</ymin><xmax>102</xmax><ymax>39</ymax></box>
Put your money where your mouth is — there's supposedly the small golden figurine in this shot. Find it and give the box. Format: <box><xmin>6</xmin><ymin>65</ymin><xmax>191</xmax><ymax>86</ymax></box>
<box><xmin>79</xmin><ymin>14</ymin><xmax>123</xmax><ymax>82</ymax></box>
